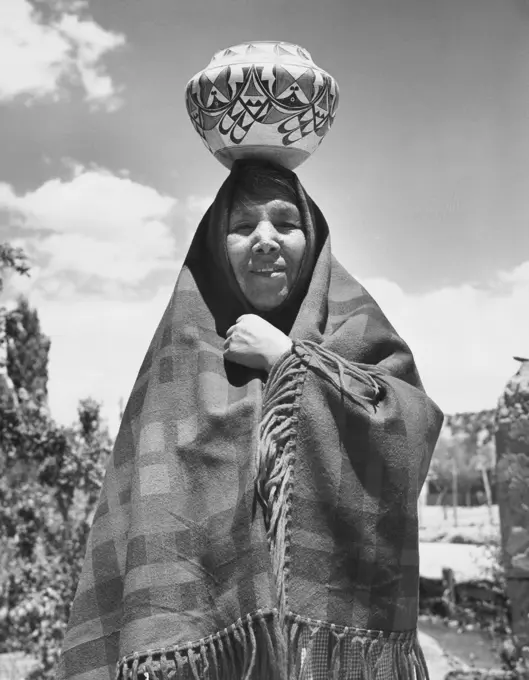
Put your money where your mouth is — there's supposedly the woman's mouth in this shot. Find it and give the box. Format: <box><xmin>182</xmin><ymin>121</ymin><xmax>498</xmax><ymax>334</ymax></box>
<box><xmin>252</xmin><ymin>271</ymin><xmax>284</xmax><ymax>277</ymax></box>
<box><xmin>251</xmin><ymin>268</ymin><xmax>286</xmax><ymax>278</ymax></box>
<box><xmin>251</xmin><ymin>264</ymin><xmax>286</xmax><ymax>277</ymax></box>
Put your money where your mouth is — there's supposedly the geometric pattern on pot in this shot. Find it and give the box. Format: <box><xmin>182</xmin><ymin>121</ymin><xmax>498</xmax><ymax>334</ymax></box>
<box><xmin>185</xmin><ymin>42</ymin><xmax>340</xmax><ymax>169</ymax></box>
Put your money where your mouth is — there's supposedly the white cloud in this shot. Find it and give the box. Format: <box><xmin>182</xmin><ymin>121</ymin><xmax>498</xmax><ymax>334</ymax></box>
<box><xmin>34</xmin><ymin>288</ymin><xmax>174</xmax><ymax>434</ymax></box>
<box><xmin>500</xmin><ymin>261</ymin><xmax>529</xmax><ymax>285</ymax></box>
<box><xmin>0</xmin><ymin>167</ymin><xmax>182</xmax><ymax>284</ymax></box>
<box><xmin>185</xmin><ymin>195</ymin><xmax>214</xmax><ymax>216</ymax></box>
<box><xmin>3</xmin><ymin>168</ymin><xmax>174</xmax><ymax>237</ymax></box>
<box><xmin>0</xmin><ymin>0</ymin><xmax>125</xmax><ymax>108</ymax></box>
<box><xmin>359</xmin><ymin>269</ymin><xmax>529</xmax><ymax>415</ymax></box>
<box><xmin>1</xmin><ymin>166</ymin><xmax>213</xmax><ymax>433</ymax></box>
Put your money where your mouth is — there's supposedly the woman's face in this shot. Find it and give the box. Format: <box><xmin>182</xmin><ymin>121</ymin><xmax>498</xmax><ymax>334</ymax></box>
<box><xmin>227</xmin><ymin>190</ymin><xmax>306</xmax><ymax>311</ymax></box>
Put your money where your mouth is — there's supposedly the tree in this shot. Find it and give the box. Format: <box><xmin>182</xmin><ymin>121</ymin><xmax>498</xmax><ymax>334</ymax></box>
<box><xmin>496</xmin><ymin>357</ymin><xmax>529</xmax><ymax>656</ymax></box>
<box><xmin>6</xmin><ymin>297</ymin><xmax>51</xmax><ymax>403</ymax></box>
<box><xmin>430</xmin><ymin>426</ymin><xmax>481</xmax><ymax>497</ymax></box>
<box><xmin>0</xmin><ymin>243</ymin><xmax>30</xmax><ymax>407</ymax></box>
<box><xmin>430</xmin><ymin>426</ymin><xmax>474</xmax><ymax>523</ymax></box>
<box><xmin>0</xmin><ymin>243</ymin><xmax>30</xmax><ymax>289</ymax></box>
<box><xmin>0</xmin><ymin>396</ymin><xmax>112</xmax><ymax>678</ymax></box>
<box><xmin>0</xmin><ymin>242</ymin><xmax>112</xmax><ymax>677</ymax></box>
<box><xmin>430</xmin><ymin>411</ymin><xmax>496</xmax><ymax>493</ymax></box>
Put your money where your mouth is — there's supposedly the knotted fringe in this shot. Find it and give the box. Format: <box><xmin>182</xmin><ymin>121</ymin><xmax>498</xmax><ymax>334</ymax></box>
<box><xmin>257</xmin><ymin>348</ymin><xmax>307</xmax><ymax>621</ymax></box>
<box><xmin>293</xmin><ymin>341</ymin><xmax>384</xmax><ymax>409</ymax></box>
<box><xmin>256</xmin><ymin>341</ymin><xmax>383</xmax><ymax>622</ymax></box>
<box><xmin>116</xmin><ymin>609</ymin><xmax>286</xmax><ymax>680</ymax></box>
<box><xmin>116</xmin><ymin>611</ymin><xmax>429</xmax><ymax>680</ymax></box>
<box><xmin>283</xmin><ymin>615</ymin><xmax>430</xmax><ymax>680</ymax></box>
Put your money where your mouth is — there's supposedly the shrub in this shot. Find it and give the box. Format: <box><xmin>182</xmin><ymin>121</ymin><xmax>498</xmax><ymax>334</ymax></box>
<box><xmin>0</xmin><ymin>395</ymin><xmax>111</xmax><ymax>679</ymax></box>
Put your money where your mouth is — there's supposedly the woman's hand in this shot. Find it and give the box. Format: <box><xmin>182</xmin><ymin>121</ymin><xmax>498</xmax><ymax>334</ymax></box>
<box><xmin>224</xmin><ymin>314</ymin><xmax>293</xmax><ymax>372</ymax></box>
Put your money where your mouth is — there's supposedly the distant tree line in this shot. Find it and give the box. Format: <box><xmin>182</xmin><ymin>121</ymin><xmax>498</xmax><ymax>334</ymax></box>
<box><xmin>428</xmin><ymin>410</ymin><xmax>497</xmax><ymax>509</ymax></box>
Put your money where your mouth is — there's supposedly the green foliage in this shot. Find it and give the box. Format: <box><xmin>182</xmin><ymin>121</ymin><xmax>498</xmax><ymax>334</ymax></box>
<box><xmin>6</xmin><ymin>297</ymin><xmax>51</xmax><ymax>402</ymax></box>
<box><xmin>497</xmin><ymin>359</ymin><xmax>529</xmax><ymax>454</ymax></box>
<box><xmin>0</xmin><ymin>395</ymin><xmax>112</xmax><ymax>679</ymax></box>
<box><xmin>0</xmin><ymin>245</ymin><xmax>110</xmax><ymax>677</ymax></box>
<box><xmin>429</xmin><ymin>409</ymin><xmax>497</xmax><ymax>500</ymax></box>
<box><xmin>500</xmin><ymin>454</ymin><xmax>529</xmax><ymax>512</ymax></box>
<box><xmin>0</xmin><ymin>244</ymin><xmax>30</xmax><ymax>293</ymax></box>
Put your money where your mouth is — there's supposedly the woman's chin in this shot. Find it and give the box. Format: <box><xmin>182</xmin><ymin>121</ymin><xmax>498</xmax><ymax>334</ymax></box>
<box><xmin>240</xmin><ymin>279</ymin><xmax>287</xmax><ymax>310</ymax></box>
<box><xmin>247</xmin><ymin>292</ymin><xmax>288</xmax><ymax>312</ymax></box>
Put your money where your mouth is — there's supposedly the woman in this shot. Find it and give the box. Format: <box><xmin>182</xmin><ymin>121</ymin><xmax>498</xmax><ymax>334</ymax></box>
<box><xmin>58</xmin><ymin>160</ymin><xmax>443</xmax><ymax>680</ymax></box>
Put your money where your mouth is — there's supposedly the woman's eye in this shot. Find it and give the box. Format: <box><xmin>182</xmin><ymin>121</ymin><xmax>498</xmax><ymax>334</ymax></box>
<box><xmin>233</xmin><ymin>224</ymin><xmax>253</xmax><ymax>234</ymax></box>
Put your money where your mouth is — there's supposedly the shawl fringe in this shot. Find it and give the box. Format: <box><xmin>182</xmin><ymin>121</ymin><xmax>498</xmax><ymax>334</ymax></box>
<box><xmin>257</xmin><ymin>348</ymin><xmax>307</xmax><ymax>620</ymax></box>
<box><xmin>116</xmin><ymin>609</ymin><xmax>286</xmax><ymax>680</ymax></box>
<box><xmin>292</xmin><ymin>341</ymin><xmax>384</xmax><ymax>409</ymax></box>
<box><xmin>283</xmin><ymin>615</ymin><xmax>430</xmax><ymax>680</ymax></box>
<box><xmin>256</xmin><ymin>341</ymin><xmax>383</xmax><ymax>620</ymax></box>
<box><xmin>115</xmin><ymin>611</ymin><xmax>428</xmax><ymax>680</ymax></box>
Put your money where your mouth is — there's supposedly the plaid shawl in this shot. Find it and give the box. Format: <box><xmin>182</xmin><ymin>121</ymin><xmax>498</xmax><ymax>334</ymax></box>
<box><xmin>58</xmin><ymin>162</ymin><xmax>443</xmax><ymax>680</ymax></box>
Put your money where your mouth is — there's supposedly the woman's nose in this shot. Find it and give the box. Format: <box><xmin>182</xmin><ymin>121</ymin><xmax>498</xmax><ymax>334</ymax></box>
<box><xmin>252</xmin><ymin>222</ymin><xmax>280</xmax><ymax>253</ymax></box>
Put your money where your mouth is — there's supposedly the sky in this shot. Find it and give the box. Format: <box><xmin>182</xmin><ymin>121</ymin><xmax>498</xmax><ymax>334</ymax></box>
<box><xmin>1</xmin><ymin>0</ymin><xmax>528</xmax><ymax>435</ymax></box>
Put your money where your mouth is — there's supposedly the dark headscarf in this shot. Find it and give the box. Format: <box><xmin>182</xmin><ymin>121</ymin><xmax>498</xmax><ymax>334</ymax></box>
<box><xmin>190</xmin><ymin>159</ymin><xmax>320</xmax><ymax>337</ymax></box>
<box><xmin>58</xmin><ymin>161</ymin><xmax>443</xmax><ymax>680</ymax></box>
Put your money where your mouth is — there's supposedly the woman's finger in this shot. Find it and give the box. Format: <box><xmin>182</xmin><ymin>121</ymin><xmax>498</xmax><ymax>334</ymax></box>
<box><xmin>226</xmin><ymin>324</ymin><xmax>237</xmax><ymax>338</ymax></box>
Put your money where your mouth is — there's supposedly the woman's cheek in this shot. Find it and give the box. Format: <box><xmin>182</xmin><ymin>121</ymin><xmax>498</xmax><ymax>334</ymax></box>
<box><xmin>289</xmin><ymin>232</ymin><xmax>307</xmax><ymax>263</ymax></box>
<box><xmin>226</xmin><ymin>236</ymin><xmax>248</xmax><ymax>270</ymax></box>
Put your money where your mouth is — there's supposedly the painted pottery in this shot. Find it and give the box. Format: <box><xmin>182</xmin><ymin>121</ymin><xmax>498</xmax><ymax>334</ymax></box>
<box><xmin>185</xmin><ymin>41</ymin><xmax>340</xmax><ymax>170</ymax></box>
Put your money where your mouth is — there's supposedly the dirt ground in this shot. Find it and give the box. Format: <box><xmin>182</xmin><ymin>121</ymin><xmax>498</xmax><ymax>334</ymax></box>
<box><xmin>419</xmin><ymin>504</ymin><xmax>500</xmax><ymax>539</ymax></box>
<box><xmin>418</xmin><ymin>503</ymin><xmax>505</xmax><ymax>677</ymax></box>
<box><xmin>0</xmin><ymin>654</ymin><xmax>36</xmax><ymax>680</ymax></box>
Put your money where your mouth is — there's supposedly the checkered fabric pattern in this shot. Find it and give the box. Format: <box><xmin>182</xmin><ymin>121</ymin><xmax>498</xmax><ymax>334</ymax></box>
<box><xmin>286</xmin><ymin>616</ymin><xmax>427</xmax><ymax>680</ymax></box>
<box><xmin>57</xmin><ymin>161</ymin><xmax>443</xmax><ymax>680</ymax></box>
